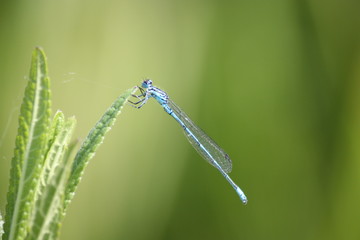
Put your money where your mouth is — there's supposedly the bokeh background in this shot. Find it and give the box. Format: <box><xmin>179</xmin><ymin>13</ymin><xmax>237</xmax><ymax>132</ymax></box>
<box><xmin>1</xmin><ymin>1</ymin><xmax>360</xmax><ymax>239</ymax></box>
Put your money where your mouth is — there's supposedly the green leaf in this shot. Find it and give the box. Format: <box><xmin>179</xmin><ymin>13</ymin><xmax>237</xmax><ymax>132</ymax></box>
<box><xmin>45</xmin><ymin>139</ymin><xmax>78</xmax><ymax>240</ymax></box>
<box><xmin>3</xmin><ymin>47</ymin><xmax>51</xmax><ymax>240</ymax></box>
<box><xmin>60</xmin><ymin>140</ymin><xmax>79</xmax><ymax>172</ymax></box>
<box><xmin>63</xmin><ymin>87</ymin><xmax>136</xmax><ymax>211</ymax></box>
<box><xmin>3</xmin><ymin>46</ymin><xmax>136</xmax><ymax>240</ymax></box>
<box><xmin>0</xmin><ymin>211</ymin><xmax>4</xmax><ymax>239</ymax></box>
<box><xmin>39</xmin><ymin>111</ymin><xmax>65</xmax><ymax>191</ymax></box>
<box><xmin>26</xmin><ymin>117</ymin><xmax>76</xmax><ymax>240</ymax></box>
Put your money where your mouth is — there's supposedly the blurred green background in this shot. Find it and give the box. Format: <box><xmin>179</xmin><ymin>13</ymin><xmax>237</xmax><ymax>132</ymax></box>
<box><xmin>1</xmin><ymin>0</ymin><xmax>360</xmax><ymax>239</ymax></box>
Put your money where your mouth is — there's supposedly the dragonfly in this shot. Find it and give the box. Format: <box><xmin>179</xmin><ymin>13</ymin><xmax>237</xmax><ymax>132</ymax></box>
<box><xmin>129</xmin><ymin>79</ymin><xmax>247</xmax><ymax>204</ymax></box>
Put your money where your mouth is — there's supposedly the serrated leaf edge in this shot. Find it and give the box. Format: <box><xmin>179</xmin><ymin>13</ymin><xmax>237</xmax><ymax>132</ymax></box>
<box><xmin>63</xmin><ymin>87</ymin><xmax>136</xmax><ymax>211</ymax></box>
<box><xmin>5</xmin><ymin>47</ymin><xmax>51</xmax><ymax>240</ymax></box>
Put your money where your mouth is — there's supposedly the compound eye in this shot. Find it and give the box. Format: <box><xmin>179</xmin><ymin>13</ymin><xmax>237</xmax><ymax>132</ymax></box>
<box><xmin>141</xmin><ymin>79</ymin><xmax>153</xmax><ymax>88</ymax></box>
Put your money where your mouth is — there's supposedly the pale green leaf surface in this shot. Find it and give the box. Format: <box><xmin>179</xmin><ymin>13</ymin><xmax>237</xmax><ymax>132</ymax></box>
<box><xmin>26</xmin><ymin>118</ymin><xmax>76</xmax><ymax>240</ymax></box>
<box><xmin>45</xmin><ymin>139</ymin><xmax>78</xmax><ymax>240</ymax></box>
<box><xmin>4</xmin><ymin>47</ymin><xmax>51</xmax><ymax>240</ymax></box>
<box><xmin>60</xmin><ymin>140</ymin><xmax>78</xmax><ymax>173</ymax></box>
<box><xmin>0</xmin><ymin>211</ymin><xmax>4</xmax><ymax>239</ymax></box>
<box><xmin>40</xmin><ymin>111</ymin><xmax>65</xmax><ymax>191</ymax></box>
<box><xmin>63</xmin><ymin>87</ymin><xmax>136</xmax><ymax>210</ymax></box>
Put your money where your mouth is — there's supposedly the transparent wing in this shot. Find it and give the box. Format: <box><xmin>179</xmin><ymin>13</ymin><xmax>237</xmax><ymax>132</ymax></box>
<box><xmin>167</xmin><ymin>99</ymin><xmax>233</xmax><ymax>173</ymax></box>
